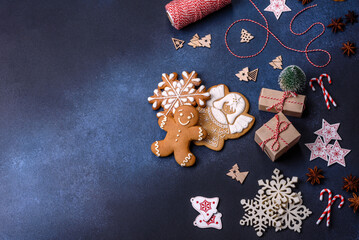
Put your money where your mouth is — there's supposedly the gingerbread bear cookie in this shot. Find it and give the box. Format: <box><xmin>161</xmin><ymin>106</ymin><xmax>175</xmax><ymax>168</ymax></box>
<box><xmin>151</xmin><ymin>105</ymin><xmax>207</xmax><ymax>167</ymax></box>
<box><xmin>194</xmin><ymin>84</ymin><xmax>255</xmax><ymax>151</ymax></box>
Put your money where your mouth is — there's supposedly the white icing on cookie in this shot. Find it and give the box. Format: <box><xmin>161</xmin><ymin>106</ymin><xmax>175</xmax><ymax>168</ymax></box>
<box><xmin>198</xmin><ymin>127</ymin><xmax>203</xmax><ymax>141</ymax></box>
<box><xmin>229</xmin><ymin>115</ymin><xmax>253</xmax><ymax>134</ymax></box>
<box><xmin>181</xmin><ymin>153</ymin><xmax>192</xmax><ymax>167</ymax></box>
<box><xmin>154</xmin><ymin>141</ymin><xmax>160</xmax><ymax>157</ymax></box>
<box><xmin>178</xmin><ymin>118</ymin><xmax>190</xmax><ymax>126</ymax></box>
<box><xmin>213</xmin><ymin>93</ymin><xmax>245</xmax><ymax>124</ymax></box>
<box><xmin>160</xmin><ymin>116</ymin><xmax>167</xmax><ymax>129</ymax></box>
<box><xmin>210</xmin><ymin>108</ymin><xmax>227</xmax><ymax>125</ymax></box>
<box><xmin>206</xmin><ymin>85</ymin><xmax>225</xmax><ymax>107</ymax></box>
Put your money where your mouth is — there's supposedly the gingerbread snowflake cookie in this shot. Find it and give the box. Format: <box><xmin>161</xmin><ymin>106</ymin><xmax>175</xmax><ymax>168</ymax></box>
<box><xmin>151</xmin><ymin>105</ymin><xmax>207</xmax><ymax>167</ymax></box>
<box><xmin>148</xmin><ymin>71</ymin><xmax>211</xmax><ymax>118</ymax></box>
<box><xmin>194</xmin><ymin>84</ymin><xmax>255</xmax><ymax>151</ymax></box>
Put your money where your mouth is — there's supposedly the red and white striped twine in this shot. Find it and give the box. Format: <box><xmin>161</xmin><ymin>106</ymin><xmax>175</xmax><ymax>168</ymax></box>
<box><xmin>165</xmin><ymin>0</ymin><xmax>231</xmax><ymax>30</ymax></box>
<box><xmin>316</xmin><ymin>189</ymin><xmax>344</xmax><ymax>227</ymax></box>
<box><xmin>309</xmin><ymin>73</ymin><xmax>337</xmax><ymax>110</ymax></box>
<box><xmin>260</xmin><ymin>114</ymin><xmax>290</xmax><ymax>152</ymax></box>
<box><xmin>225</xmin><ymin>0</ymin><xmax>331</xmax><ymax>68</ymax></box>
<box><xmin>266</xmin><ymin>91</ymin><xmax>298</xmax><ymax>112</ymax></box>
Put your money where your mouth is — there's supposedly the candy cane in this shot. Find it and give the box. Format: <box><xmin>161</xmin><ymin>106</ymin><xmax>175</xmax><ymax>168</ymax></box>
<box><xmin>316</xmin><ymin>189</ymin><xmax>344</xmax><ymax>227</ymax></box>
<box><xmin>316</xmin><ymin>188</ymin><xmax>332</xmax><ymax>226</ymax></box>
<box><xmin>326</xmin><ymin>195</ymin><xmax>345</xmax><ymax>227</ymax></box>
<box><xmin>309</xmin><ymin>74</ymin><xmax>337</xmax><ymax>110</ymax></box>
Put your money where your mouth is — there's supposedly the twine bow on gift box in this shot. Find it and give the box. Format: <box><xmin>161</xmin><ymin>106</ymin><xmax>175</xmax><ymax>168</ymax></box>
<box><xmin>266</xmin><ymin>91</ymin><xmax>298</xmax><ymax>112</ymax></box>
<box><xmin>259</xmin><ymin>115</ymin><xmax>290</xmax><ymax>152</ymax></box>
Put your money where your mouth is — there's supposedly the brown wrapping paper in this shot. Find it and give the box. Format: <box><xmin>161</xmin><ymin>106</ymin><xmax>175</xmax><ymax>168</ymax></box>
<box><xmin>258</xmin><ymin>88</ymin><xmax>306</xmax><ymax>118</ymax></box>
<box><xmin>254</xmin><ymin>112</ymin><xmax>301</xmax><ymax>161</ymax></box>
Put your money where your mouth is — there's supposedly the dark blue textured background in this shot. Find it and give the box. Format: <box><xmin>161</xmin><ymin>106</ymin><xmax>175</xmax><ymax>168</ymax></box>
<box><xmin>0</xmin><ymin>0</ymin><xmax>358</xmax><ymax>239</ymax></box>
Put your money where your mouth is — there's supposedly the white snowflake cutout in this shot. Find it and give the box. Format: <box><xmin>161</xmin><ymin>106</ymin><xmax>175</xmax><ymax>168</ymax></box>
<box><xmin>193</xmin><ymin>212</ymin><xmax>222</xmax><ymax>230</ymax></box>
<box><xmin>258</xmin><ymin>168</ymin><xmax>299</xmax><ymax>207</ymax></box>
<box><xmin>275</xmin><ymin>192</ymin><xmax>312</xmax><ymax>233</ymax></box>
<box><xmin>190</xmin><ymin>196</ymin><xmax>219</xmax><ymax>222</ymax></box>
<box><xmin>240</xmin><ymin>189</ymin><xmax>281</xmax><ymax>237</ymax></box>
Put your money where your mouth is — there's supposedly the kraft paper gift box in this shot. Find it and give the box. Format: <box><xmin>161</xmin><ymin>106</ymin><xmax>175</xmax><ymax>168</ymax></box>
<box><xmin>254</xmin><ymin>112</ymin><xmax>301</xmax><ymax>161</ymax></box>
<box><xmin>258</xmin><ymin>88</ymin><xmax>306</xmax><ymax>118</ymax></box>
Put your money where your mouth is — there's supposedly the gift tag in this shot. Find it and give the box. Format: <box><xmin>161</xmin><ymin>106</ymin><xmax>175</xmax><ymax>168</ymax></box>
<box><xmin>193</xmin><ymin>213</ymin><xmax>222</xmax><ymax>230</ymax></box>
<box><xmin>190</xmin><ymin>196</ymin><xmax>219</xmax><ymax>221</ymax></box>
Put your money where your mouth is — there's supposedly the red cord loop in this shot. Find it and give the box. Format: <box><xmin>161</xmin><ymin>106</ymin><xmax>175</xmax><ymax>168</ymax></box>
<box><xmin>224</xmin><ymin>1</ymin><xmax>331</xmax><ymax>68</ymax></box>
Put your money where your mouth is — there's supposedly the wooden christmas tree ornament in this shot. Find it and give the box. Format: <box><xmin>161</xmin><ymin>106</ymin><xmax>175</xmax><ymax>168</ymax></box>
<box><xmin>198</xmin><ymin>34</ymin><xmax>211</xmax><ymax>48</ymax></box>
<box><xmin>240</xmin><ymin>29</ymin><xmax>254</xmax><ymax>43</ymax></box>
<box><xmin>172</xmin><ymin>38</ymin><xmax>185</xmax><ymax>50</ymax></box>
<box><xmin>269</xmin><ymin>55</ymin><xmax>283</xmax><ymax>69</ymax></box>
<box><xmin>188</xmin><ymin>34</ymin><xmax>202</xmax><ymax>48</ymax></box>
<box><xmin>227</xmin><ymin>164</ymin><xmax>249</xmax><ymax>184</ymax></box>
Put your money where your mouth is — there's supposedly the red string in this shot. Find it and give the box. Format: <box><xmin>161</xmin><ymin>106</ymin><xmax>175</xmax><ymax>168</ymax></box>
<box><xmin>224</xmin><ymin>0</ymin><xmax>331</xmax><ymax>68</ymax></box>
<box><xmin>260</xmin><ymin>115</ymin><xmax>290</xmax><ymax>152</ymax></box>
<box><xmin>266</xmin><ymin>91</ymin><xmax>297</xmax><ymax>112</ymax></box>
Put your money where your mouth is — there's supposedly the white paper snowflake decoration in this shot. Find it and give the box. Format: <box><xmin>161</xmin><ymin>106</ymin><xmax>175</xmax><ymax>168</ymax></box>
<box><xmin>275</xmin><ymin>192</ymin><xmax>312</xmax><ymax>233</ymax></box>
<box><xmin>258</xmin><ymin>168</ymin><xmax>299</xmax><ymax>207</ymax></box>
<box><xmin>240</xmin><ymin>189</ymin><xmax>282</xmax><ymax>237</ymax></box>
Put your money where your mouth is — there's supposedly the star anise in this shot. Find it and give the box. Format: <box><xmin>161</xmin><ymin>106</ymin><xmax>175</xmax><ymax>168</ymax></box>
<box><xmin>345</xmin><ymin>11</ymin><xmax>358</xmax><ymax>24</ymax></box>
<box><xmin>341</xmin><ymin>41</ymin><xmax>356</xmax><ymax>56</ymax></box>
<box><xmin>348</xmin><ymin>193</ymin><xmax>359</xmax><ymax>213</ymax></box>
<box><xmin>343</xmin><ymin>174</ymin><xmax>359</xmax><ymax>192</ymax></box>
<box><xmin>306</xmin><ymin>166</ymin><xmax>324</xmax><ymax>185</ymax></box>
<box><xmin>327</xmin><ymin>18</ymin><xmax>345</xmax><ymax>33</ymax></box>
<box><xmin>299</xmin><ymin>0</ymin><xmax>312</xmax><ymax>4</ymax></box>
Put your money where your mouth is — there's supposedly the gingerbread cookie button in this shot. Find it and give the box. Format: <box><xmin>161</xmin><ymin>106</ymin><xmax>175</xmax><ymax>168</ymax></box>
<box><xmin>195</xmin><ymin>84</ymin><xmax>255</xmax><ymax>151</ymax></box>
<box><xmin>151</xmin><ymin>105</ymin><xmax>207</xmax><ymax>167</ymax></box>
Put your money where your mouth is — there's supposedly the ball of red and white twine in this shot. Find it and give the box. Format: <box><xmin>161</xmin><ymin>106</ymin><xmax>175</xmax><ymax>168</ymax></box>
<box><xmin>165</xmin><ymin>0</ymin><xmax>231</xmax><ymax>30</ymax></box>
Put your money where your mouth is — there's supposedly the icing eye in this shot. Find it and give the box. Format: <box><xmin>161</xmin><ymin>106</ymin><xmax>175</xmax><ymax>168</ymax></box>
<box><xmin>187</xmin><ymin>116</ymin><xmax>191</xmax><ymax>119</ymax></box>
<box><xmin>180</xmin><ymin>113</ymin><xmax>183</xmax><ymax>116</ymax></box>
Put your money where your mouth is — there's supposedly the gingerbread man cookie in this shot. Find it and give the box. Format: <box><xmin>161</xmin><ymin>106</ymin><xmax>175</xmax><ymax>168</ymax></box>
<box><xmin>195</xmin><ymin>84</ymin><xmax>255</xmax><ymax>151</ymax></box>
<box><xmin>151</xmin><ymin>105</ymin><xmax>207</xmax><ymax>167</ymax></box>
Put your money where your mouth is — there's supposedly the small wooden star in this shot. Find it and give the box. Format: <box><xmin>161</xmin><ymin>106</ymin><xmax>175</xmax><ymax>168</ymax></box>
<box><xmin>343</xmin><ymin>174</ymin><xmax>359</xmax><ymax>192</ymax></box>
<box><xmin>298</xmin><ymin>0</ymin><xmax>312</xmax><ymax>4</ymax></box>
<box><xmin>341</xmin><ymin>41</ymin><xmax>356</xmax><ymax>56</ymax></box>
<box><xmin>348</xmin><ymin>193</ymin><xmax>359</xmax><ymax>213</ymax></box>
<box><xmin>306</xmin><ymin>166</ymin><xmax>324</xmax><ymax>185</ymax></box>
<box><xmin>327</xmin><ymin>18</ymin><xmax>345</xmax><ymax>33</ymax></box>
<box><xmin>345</xmin><ymin>11</ymin><xmax>358</xmax><ymax>25</ymax></box>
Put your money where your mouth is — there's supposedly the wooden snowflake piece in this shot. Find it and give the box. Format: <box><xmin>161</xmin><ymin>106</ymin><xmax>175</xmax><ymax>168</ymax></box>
<box><xmin>275</xmin><ymin>192</ymin><xmax>312</xmax><ymax>233</ymax></box>
<box><xmin>148</xmin><ymin>71</ymin><xmax>210</xmax><ymax>118</ymax></box>
<box><xmin>269</xmin><ymin>55</ymin><xmax>283</xmax><ymax>69</ymax></box>
<box><xmin>240</xmin><ymin>189</ymin><xmax>282</xmax><ymax>237</ymax></box>
<box><xmin>240</xmin><ymin>29</ymin><xmax>254</xmax><ymax>43</ymax></box>
<box><xmin>258</xmin><ymin>168</ymin><xmax>299</xmax><ymax>207</ymax></box>
<box><xmin>172</xmin><ymin>38</ymin><xmax>184</xmax><ymax>50</ymax></box>
<box><xmin>226</xmin><ymin>164</ymin><xmax>249</xmax><ymax>184</ymax></box>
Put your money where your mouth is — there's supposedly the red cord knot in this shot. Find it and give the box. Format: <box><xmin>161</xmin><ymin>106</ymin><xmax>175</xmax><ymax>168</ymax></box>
<box><xmin>266</xmin><ymin>91</ymin><xmax>297</xmax><ymax>112</ymax></box>
<box><xmin>260</xmin><ymin>114</ymin><xmax>290</xmax><ymax>152</ymax></box>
